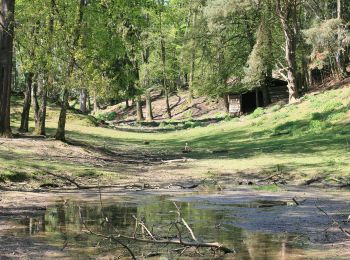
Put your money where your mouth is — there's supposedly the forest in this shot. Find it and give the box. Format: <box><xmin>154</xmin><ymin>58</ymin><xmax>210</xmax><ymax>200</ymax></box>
<box><xmin>0</xmin><ymin>0</ymin><xmax>350</xmax><ymax>259</ymax></box>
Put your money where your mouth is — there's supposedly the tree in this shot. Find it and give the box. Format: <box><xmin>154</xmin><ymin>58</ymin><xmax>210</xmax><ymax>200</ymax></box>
<box><xmin>0</xmin><ymin>0</ymin><xmax>15</xmax><ymax>137</ymax></box>
<box><xmin>276</xmin><ymin>0</ymin><xmax>300</xmax><ymax>102</ymax></box>
<box><xmin>55</xmin><ymin>0</ymin><xmax>86</xmax><ymax>141</ymax></box>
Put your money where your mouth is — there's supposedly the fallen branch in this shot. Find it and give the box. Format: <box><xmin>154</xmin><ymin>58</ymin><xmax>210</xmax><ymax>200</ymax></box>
<box><xmin>303</xmin><ymin>176</ymin><xmax>323</xmax><ymax>186</ymax></box>
<box><xmin>42</xmin><ymin>171</ymin><xmax>121</xmax><ymax>190</ymax></box>
<box><xmin>79</xmin><ymin>201</ymin><xmax>234</xmax><ymax>258</ymax></box>
<box><xmin>316</xmin><ymin>205</ymin><xmax>350</xmax><ymax>238</ymax></box>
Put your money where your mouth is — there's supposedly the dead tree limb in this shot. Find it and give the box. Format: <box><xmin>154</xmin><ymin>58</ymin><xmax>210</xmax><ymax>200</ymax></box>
<box><xmin>316</xmin><ymin>205</ymin><xmax>350</xmax><ymax>238</ymax></box>
<box><xmin>79</xmin><ymin>202</ymin><xmax>234</xmax><ymax>258</ymax></box>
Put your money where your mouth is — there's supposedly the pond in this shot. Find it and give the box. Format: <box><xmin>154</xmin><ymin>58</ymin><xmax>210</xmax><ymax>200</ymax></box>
<box><xmin>4</xmin><ymin>193</ymin><xmax>309</xmax><ymax>259</ymax></box>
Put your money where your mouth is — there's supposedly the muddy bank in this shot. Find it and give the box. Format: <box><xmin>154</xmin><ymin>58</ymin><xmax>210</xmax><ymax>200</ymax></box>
<box><xmin>1</xmin><ymin>187</ymin><xmax>350</xmax><ymax>259</ymax></box>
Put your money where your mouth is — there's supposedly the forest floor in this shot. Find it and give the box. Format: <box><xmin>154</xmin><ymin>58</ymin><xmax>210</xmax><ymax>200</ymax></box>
<box><xmin>1</xmin><ymin>79</ymin><xmax>350</xmax><ymax>258</ymax></box>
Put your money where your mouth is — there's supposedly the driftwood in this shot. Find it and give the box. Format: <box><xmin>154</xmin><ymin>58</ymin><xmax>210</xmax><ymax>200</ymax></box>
<box><xmin>303</xmin><ymin>176</ymin><xmax>323</xmax><ymax>185</ymax></box>
<box><xmin>80</xmin><ymin>201</ymin><xmax>234</xmax><ymax>259</ymax></box>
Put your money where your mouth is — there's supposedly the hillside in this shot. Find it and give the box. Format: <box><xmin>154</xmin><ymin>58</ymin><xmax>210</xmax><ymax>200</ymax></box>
<box><xmin>3</xmin><ymin>79</ymin><xmax>350</xmax><ymax>189</ymax></box>
<box><xmin>2</xmin><ymin>79</ymin><xmax>350</xmax><ymax>259</ymax></box>
<box><xmin>100</xmin><ymin>90</ymin><xmax>227</xmax><ymax>125</ymax></box>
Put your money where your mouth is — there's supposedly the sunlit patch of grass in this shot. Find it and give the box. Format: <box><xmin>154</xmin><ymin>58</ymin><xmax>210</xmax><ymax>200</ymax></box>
<box><xmin>252</xmin><ymin>184</ymin><xmax>283</xmax><ymax>192</ymax></box>
<box><xmin>0</xmin><ymin>170</ymin><xmax>30</xmax><ymax>182</ymax></box>
<box><xmin>6</xmin><ymin>85</ymin><xmax>350</xmax><ymax>185</ymax></box>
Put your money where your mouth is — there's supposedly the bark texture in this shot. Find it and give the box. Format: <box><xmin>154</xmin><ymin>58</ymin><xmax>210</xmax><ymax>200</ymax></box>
<box><xmin>19</xmin><ymin>72</ymin><xmax>33</xmax><ymax>132</ymax></box>
<box><xmin>276</xmin><ymin>0</ymin><xmax>299</xmax><ymax>103</ymax></box>
<box><xmin>80</xmin><ymin>88</ymin><xmax>87</xmax><ymax>113</ymax></box>
<box><xmin>55</xmin><ymin>0</ymin><xmax>85</xmax><ymax>141</ymax></box>
<box><xmin>136</xmin><ymin>97</ymin><xmax>144</xmax><ymax>122</ymax></box>
<box><xmin>0</xmin><ymin>0</ymin><xmax>15</xmax><ymax>137</ymax></box>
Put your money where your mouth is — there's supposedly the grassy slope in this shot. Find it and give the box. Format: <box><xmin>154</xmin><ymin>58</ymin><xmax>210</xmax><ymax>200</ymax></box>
<box><xmin>4</xmin><ymin>84</ymin><xmax>350</xmax><ymax>185</ymax></box>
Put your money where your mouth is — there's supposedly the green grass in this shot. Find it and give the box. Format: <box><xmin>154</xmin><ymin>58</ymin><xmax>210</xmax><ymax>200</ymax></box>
<box><xmin>5</xmin><ymin>85</ymin><xmax>350</xmax><ymax>185</ymax></box>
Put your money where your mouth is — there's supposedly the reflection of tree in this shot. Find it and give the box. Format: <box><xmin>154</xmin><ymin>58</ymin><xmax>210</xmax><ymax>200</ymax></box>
<box><xmin>244</xmin><ymin>232</ymin><xmax>288</xmax><ymax>260</ymax></box>
<box><xmin>19</xmin><ymin>198</ymin><xmax>295</xmax><ymax>258</ymax></box>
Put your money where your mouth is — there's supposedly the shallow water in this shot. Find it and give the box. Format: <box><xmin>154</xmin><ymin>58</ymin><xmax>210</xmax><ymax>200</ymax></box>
<box><xmin>5</xmin><ymin>193</ymin><xmax>310</xmax><ymax>259</ymax></box>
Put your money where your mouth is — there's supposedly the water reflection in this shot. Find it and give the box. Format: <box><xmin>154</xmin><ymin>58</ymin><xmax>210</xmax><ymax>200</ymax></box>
<box><xmin>14</xmin><ymin>196</ymin><xmax>303</xmax><ymax>259</ymax></box>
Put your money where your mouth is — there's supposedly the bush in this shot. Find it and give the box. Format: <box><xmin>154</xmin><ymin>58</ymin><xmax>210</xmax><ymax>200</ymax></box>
<box><xmin>184</xmin><ymin>121</ymin><xmax>201</xmax><ymax>129</ymax></box>
<box><xmin>308</xmin><ymin>120</ymin><xmax>329</xmax><ymax>132</ymax></box>
<box><xmin>267</xmin><ymin>104</ymin><xmax>282</xmax><ymax>113</ymax></box>
<box><xmin>250</xmin><ymin>107</ymin><xmax>265</xmax><ymax>118</ymax></box>
<box><xmin>322</xmin><ymin>101</ymin><xmax>343</xmax><ymax>112</ymax></box>
<box><xmin>95</xmin><ymin>111</ymin><xmax>117</xmax><ymax>121</ymax></box>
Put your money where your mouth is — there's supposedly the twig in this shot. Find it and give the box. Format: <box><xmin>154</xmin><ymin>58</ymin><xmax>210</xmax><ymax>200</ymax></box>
<box><xmin>182</xmin><ymin>218</ymin><xmax>198</xmax><ymax>242</ymax></box>
<box><xmin>79</xmin><ymin>206</ymin><xmax>137</xmax><ymax>260</ymax></box>
<box><xmin>316</xmin><ymin>205</ymin><xmax>350</xmax><ymax>237</ymax></box>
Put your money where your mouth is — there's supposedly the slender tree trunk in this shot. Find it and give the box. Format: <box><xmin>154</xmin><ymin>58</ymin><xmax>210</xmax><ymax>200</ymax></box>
<box><xmin>223</xmin><ymin>94</ymin><xmax>229</xmax><ymax>114</ymax></box>
<box><xmin>159</xmin><ymin>1</ymin><xmax>171</xmax><ymax>119</ymax></box>
<box><xmin>284</xmin><ymin>33</ymin><xmax>299</xmax><ymax>102</ymax></box>
<box><xmin>93</xmin><ymin>88</ymin><xmax>98</xmax><ymax>112</ymax></box>
<box><xmin>261</xmin><ymin>82</ymin><xmax>270</xmax><ymax>107</ymax></box>
<box><xmin>145</xmin><ymin>90</ymin><xmax>153</xmax><ymax>121</ymax></box>
<box><xmin>125</xmin><ymin>99</ymin><xmax>129</xmax><ymax>109</ymax></box>
<box><xmin>136</xmin><ymin>96</ymin><xmax>144</xmax><ymax>122</ymax></box>
<box><xmin>32</xmin><ymin>76</ymin><xmax>39</xmax><ymax>127</ymax></box>
<box><xmin>0</xmin><ymin>0</ymin><xmax>15</xmax><ymax>137</ymax></box>
<box><xmin>276</xmin><ymin>0</ymin><xmax>299</xmax><ymax>103</ymax></box>
<box><xmin>188</xmin><ymin>11</ymin><xmax>197</xmax><ymax>105</ymax></box>
<box><xmin>86</xmin><ymin>92</ymin><xmax>91</xmax><ymax>111</ymax></box>
<box><xmin>55</xmin><ymin>88</ymin><xmax>68</xmax><ymax>141</ymax></box>
<box><xmin>38</xmin><ymin>84</ymin><xmax>47</xmax><ymax>135</ymax></box>
<box><xmin>142</xmin><ymin>40</ymin><xmax>153</xmax><ymax>121</ymax></box>
<box><xmin>80</xmin><ymin>88</ymin><xmax>87</xmax><ymax>113</ymax></box>
<box><xmin>19</xmin><ymin>72</ymin><xmax>33</xmax><ymax>132</ymax></box>
<box><xmin>55</xmin><ymin>0</ymin><xmax>86</xmax><ymax>141</ymax></box>
<box><xmin>165</xmin><ymin>88</ymin><xmax>171</xmax><ymax>119</ymax></box>
<box><xmin>34</xmin><ymin>74</ymin><xmax>47</xmax><ymax>135</ymax></box>
<box><xmin>335</xmin><ymin>0</ymin><xmax>347</xmax><ymax>79</ymax></box>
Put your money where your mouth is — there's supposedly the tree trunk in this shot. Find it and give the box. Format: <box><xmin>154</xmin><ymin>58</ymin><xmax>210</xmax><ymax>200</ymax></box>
<box><xmin>55</xmin><ymin>0</ymin><xmax>86</xmax><ymax>141</ymax></box>
<box><xmin>125</xmin><ymin>99</ymin><xmax>129</xmax><ymax>109</ymax></box>
<box><xmin>136</xmin><ymin>97</ymin><xmax>144</xmax><ymax>122</ymax></box>
<box><xmin>32</xmin><ymin>76</ymin><xmax>39</xmax><ymax>127</ymax></box>
<box><xmin>19</xmin><ymin>72</ymin><xmax>33</xmax><ymax>132</ymax></box>
<box><xmin>34</xmin><ymin>74</ymin><xmax>47</xmax><ymax>135</ymax></box>
<box><xmin>0</xmin><ymin>0</ymin><xmax>15</xmax><ymax>137</ymax></box>
<box><xmin>38</xmin><ymin>84</ymin><xmax>47</xmax><ymax>135</ymax></box>
<box><xmin>145</xmin><ymin>90</ymin><xmax>153</xmax><ymax>121</ymax></box>
<box><xmin>55</xmin><ymin>88</ymin><xmax>69</xmax><ymax>141</ymax></box>
<box><xmin>261</xmin><ymin>77</ymin><xmax>271</xmax><ymax>106</ymax></box>
<box><xmin>80</xmin><ymin>88</ymin><xmax>87</xmax><ymax>113</ymax></box>
<box><xmin>335</xmin><ymin>0</ymin><xmax>347</xmax><ymax>79</ymax></box>
<box><xmin>93</xmin><ymin>89</ymin><xmax>98</xmax><ymax>112</ymax></box>
<box><xmin>165</xmin><ymin>88</ymin><xmax>171</xmax><ymax>119</ymax></box>
<box><xmin>223</xmin><ymin>94</ymin><xmax>229</xmax><ymax>114</ymax></box>
<box><xmin>276</xmin><ymin>0</ymin><xmax>299</xmax><ymax>103</ymax></box>
<box><xmin>284</xmin><ymin>32</ymin><xmax>299</xmax><ymax>102</ymax></box>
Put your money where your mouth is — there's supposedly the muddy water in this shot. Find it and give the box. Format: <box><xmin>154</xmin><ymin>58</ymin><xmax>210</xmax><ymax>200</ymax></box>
<box><xmin>3</xmin><ymin>194</ymin><xmax>310</xmax><ymax>259</ymax></box>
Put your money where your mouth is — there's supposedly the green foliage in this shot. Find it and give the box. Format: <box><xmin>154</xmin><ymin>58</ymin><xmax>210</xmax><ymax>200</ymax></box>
<box><xmin>303</xmin><ymin>19</ymin><xmax>350</xmax><ymax>70</ymax></box>
<box><xmin>0</xmin><ymin>171</ymin><xmax>30</xmax><ymax>182</ymax></box>
<box><xmin>250</xmin><ymin>107</ymin><xmax>265</xmax><ymax>118</ymax></box>
<box><xmin>94</xmin><ymin>111</ymin><xmax>117</xmax><ymax>121</ymax></box>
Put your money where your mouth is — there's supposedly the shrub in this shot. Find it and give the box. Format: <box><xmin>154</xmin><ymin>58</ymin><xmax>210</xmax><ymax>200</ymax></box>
<box><xmin>250</xmin><ymin>107</ymin><xmax>265</xmax><ymax>118</ymax></box>
<box><xmin>322</xmin><ymin>101</ymin><xmax>343</xmax><ymax>112</ymax></box>
<box><xmin>308</xmin><ymin>120</ymin><xmax>329</xmax><ymax>132</ymax></box>
<box><xmin>95</xmin><ymin>111</ymin><xmax>117</xmax><ymax>121</ymax></box>
<box><xmin>268</xmin><ymin>104</ymin><xmax>282</xmax><ymax>113</ymax></box>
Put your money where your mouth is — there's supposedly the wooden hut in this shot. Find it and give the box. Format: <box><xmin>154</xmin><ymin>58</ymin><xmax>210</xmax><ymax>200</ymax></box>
<box><xmin>228</xmin><ymin>78</ymin><xmax>288</xmax><ymax>116</ymax></box>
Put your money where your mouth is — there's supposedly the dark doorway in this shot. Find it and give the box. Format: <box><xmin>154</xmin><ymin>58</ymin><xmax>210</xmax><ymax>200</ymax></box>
<box><xmin>241</xmin><ymin>90</ymin><xmax>263</xmax><ymax>113</ymax></box>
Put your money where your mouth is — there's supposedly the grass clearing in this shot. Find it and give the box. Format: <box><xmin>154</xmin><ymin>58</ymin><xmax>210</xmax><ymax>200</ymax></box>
<box><xmin>3</xmin><ymin>85</ymin><xmax>350</xmax><ymax>187</ymax></box>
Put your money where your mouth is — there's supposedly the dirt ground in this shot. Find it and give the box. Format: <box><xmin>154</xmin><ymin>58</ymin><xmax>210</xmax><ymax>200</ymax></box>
<box><xmin>1</xmin><ymin>137</ymin><xmax>350</xmax><ymax>259</ymax></box>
